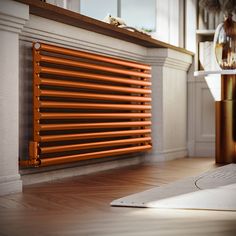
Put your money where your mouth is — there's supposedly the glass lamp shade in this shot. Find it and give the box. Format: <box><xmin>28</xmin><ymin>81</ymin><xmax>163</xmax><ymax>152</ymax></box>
<box><xmin>214</xmin><ymin>14</ymin><xmax>236</xmax><ymax>69</ymax></box>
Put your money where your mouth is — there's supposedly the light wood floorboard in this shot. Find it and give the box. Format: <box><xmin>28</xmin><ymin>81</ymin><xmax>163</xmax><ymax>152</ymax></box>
<box><xmin>0</xmin><ymin>157</ymin><xmax>236</xmax><ymax>236</ymax></box>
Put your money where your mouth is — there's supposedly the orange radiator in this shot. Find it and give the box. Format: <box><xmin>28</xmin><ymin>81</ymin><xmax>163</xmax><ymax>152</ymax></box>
<box><xmin>20</xmin><ymin>42</ymin><xmax>152</xmax><ymax>167</ymax></box>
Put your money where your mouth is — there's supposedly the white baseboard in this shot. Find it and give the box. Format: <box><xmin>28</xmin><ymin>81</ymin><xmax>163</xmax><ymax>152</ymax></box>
<box><xmin>188</xmin><ymin>141</ymin><xmax>215</xmax><ymax>157</ymax></box>
<box><xmin>0</xmin><ymin>174</ymin><xmax>22</xmax><ymax>196</ymax></box>
<box><xmin>21</xmin><ymin>155</ymin><xmax>145</xmax><ymax>185</ymax></box>
<box><xmin>194</xmin><ymin>142</ymin><xmax>215</xmax><ymax>157</ymax></box>
<box><xmin>146</xmin><ymin>148</ymin><xmax>188</xmax><ymax>162</ymax></box>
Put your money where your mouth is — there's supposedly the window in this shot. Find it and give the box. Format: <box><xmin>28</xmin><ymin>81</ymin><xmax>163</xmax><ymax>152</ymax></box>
<box><xmin>121</xmin><ymin>0</ymin><xmax>156</xmax><ymax>32</ymax></box>
<box><xmin>80</xmin><ymin>0</ymin><xmax>117</xmax><ymax>21</ymax></box>
<box><xmin>46</xmin><ymin>0</ymin><xmax>156</xmax><ymax>32</ymax></box>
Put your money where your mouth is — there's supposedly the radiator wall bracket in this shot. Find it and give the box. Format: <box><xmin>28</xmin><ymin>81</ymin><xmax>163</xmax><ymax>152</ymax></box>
<box><xmin>20</xmin><ymin>141</ymin><xmax>41</xmax><ymax>167</ymax></box>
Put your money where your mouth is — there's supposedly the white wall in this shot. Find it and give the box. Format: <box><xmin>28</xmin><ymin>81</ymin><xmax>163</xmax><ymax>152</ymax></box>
<box><xmin>187</xmin><ymin>68</ymin><xmax>215</xmax><ymax>157</ymax></box>
<box><xmin>147</xmin><ymin>48</ymin><xmax>192</xmax><ymax>161</ymax></box>
<box><xmin>153</xmin><ymin>0</ymin><xmax>182</xmax><ymax>47</ymax></box>
<box><xmin>0</xmin><ymin>0</ymin><xmax>29</xmax><ymax>196</ymax></box>
<box><xmin>186</xmin><ymin>0</ymin><xmax>215</xmax><ymax>157</ymax></box>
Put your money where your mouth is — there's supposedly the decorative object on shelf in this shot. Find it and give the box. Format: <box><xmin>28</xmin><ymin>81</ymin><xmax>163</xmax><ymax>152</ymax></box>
<box><xmin>103</xmin><ymin>14</ymin><xmax>127</xmax><ymax>27</ymax></box>
<box><xmin>199</xmin><ymin>41</ymin><xmax>214</xmax><ymax>70</ymax></box>
<box><xmin>103</xmin><ymin>14</ymin><xmax>151</xmax><ymax>36</ymax></box>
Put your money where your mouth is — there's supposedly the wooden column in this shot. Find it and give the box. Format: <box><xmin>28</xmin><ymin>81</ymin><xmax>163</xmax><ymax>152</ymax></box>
<box><xmin>215</xmin><ymin>74</ymin><xmax>236</xmax><ymax>163</ymax></box>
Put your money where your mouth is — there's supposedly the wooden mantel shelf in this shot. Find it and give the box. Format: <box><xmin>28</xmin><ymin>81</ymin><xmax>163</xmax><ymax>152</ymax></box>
<box><xmin>15</xmin><ymin>0</ymin><xmax>193</xmax><ymax>56</ymax></box>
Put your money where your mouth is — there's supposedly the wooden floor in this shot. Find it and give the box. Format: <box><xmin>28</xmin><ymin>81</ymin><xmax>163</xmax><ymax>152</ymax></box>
<box><xmin>1</xmin><ymin>157</ymin><xmax>236</xmax><ymax>236</ymax></box>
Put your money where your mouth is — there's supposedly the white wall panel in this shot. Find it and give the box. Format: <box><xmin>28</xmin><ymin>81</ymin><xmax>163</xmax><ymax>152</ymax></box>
<box><xmin>187</xmin><ymin>76</ymin><xmax>215</xmax><ymax>157</ymax></box>
<box><xmin>0</xmin><ymin>0</ymin><xmax>29</xmax><ymax>196</ymax></box>
<box><xmin>196</xmin><ymin>82</ymin><xmax>215</xmax><ymax>141</ymax></box>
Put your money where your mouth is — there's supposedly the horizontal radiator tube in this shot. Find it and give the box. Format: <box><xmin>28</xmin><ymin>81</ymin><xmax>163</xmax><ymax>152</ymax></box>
<box><xmin>39</xmin><ymin>129</ymin><xmax>151</xmax><ymax>142</ymax></box>
<box><xmin>35</xmin><ymin>43</ymin><xmax>151</xmax><ymax>70</ymax></box>
<box><xmin>39</xmin><ymin>145</ymin><xmax>152</xmax><ymax>166</ymax></box>
<box><xmin>38</xmin><ymin>55</ymin><xmax>151</xmax><ymax>78</ymax></box>
<box><xmin>39</xmin><ymin>78</ymin><xmax>151</xmax><ymax>94</ymax></box>
<box><xmin>36</xmin><ymin>68</ymin><xmax>151</xmax><ymax>86</ymax></box>
<box><xmin>37</xmin><ymin>112</ymin><xmax>151</xmax><ymax>120</ymax></box>
<box><xmin>40</xmin><ymin>137</ymin><xmax>151</xmax><ymax>154</ymax></box>
<box><xmin>39</xmin><ymin>101</ymin><xmax>151</xmax><ymax>110</ymax></box>
<box><xmin>38</xmin><ymin>90</ymin><xmax>151</xmax><ymax>102</ymax></box>
<box><xmin>38</xmin><ymin>66</ymin><xmax>150</xmax><ymax>83</ymax></box>
<box><xmin>38</xmin><ymin>121</ymin><xmax>151</xmax><ymax>131</ymax></box>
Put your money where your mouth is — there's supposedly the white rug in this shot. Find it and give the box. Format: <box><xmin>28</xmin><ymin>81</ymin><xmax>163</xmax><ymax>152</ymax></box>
<box><xmin>111</xmin><ymin>164</ymin><xmax>236</xmax><ymax>211</ymax></box>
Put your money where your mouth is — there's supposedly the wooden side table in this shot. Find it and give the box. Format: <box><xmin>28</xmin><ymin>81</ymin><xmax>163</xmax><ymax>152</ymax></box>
<box><xmin>194</xmin><ymin>70</ymin><xmax>236</xmax><ymax>164</ymax></box>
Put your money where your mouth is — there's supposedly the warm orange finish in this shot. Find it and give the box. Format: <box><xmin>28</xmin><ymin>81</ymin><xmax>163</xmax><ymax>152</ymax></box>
<box><xmin>39</xmin><ymin>101</ymin><xmax>151</xmax><ymax>110</ymax></box>
<box><xmin>20</xmin><ymin>42</ymin><xmax>152</xmax><ymax>167</ymax></box>
<box><xmin>40</xmin><ymin>137</ymin><xmax>151</xmax><ymax>154</ymax></box>
<box><xmin>40</xmin><ymin>129</ymin><xmax>151</xmax><ymax>142</ymax></box>
<box><xmin>39</xmin><ymin>121</ymin><xmax>151</xmax><ymax>131</ymax></box>
<box><xmin>39</xmin><ymin>89</ymin><xmax>151</xmax><ymax>102</ymax></box>
<box><xmin>38</xmin><ymin>112</ymin><xmax>151</xmax><ymax>120</ymax></box>
<box><xmin>33</xmin><ymin>44</ymin><xmax>40</xmax><ymax>143</ymax></box>
<box><xmin>36</xmin><ymin>43</ymin><xmax>151</xmax><ymax>70</ymax></box>
<box><xmin>38</xmin><ymin>68</ymin><xmax>151</xmax><ymax>86</ymax></box>
<box><xmin>38</xmin><ymin>66</ymin><xmax>150</xmax><ymax>83</ymax></box>
<box><xmin>38</xmin><ymin>55</ymin><xmax>151</xmax><ymax>78</ymax></box>
<box><xmin>40</xmin><ymin>145</ymin><xmax>152</xmax><ymax>166</ymax></box>
<box><xmin>39</xmin><ymin>77</ymin><xmax>151</xmax><ymax>94</ymax></box>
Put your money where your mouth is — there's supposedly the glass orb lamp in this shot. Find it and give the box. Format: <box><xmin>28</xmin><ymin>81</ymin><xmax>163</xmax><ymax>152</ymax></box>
<box><xmin>214</xmin><ymin>14</ymin><xmax>236</xmax><ymax>69</ymax></box>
